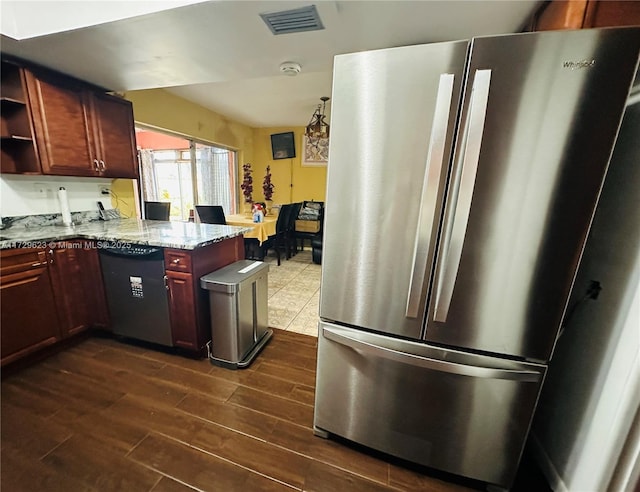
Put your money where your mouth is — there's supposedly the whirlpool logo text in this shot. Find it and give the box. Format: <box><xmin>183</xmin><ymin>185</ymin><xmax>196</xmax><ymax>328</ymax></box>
<box><xmin>563</xmin><ymin>60</ymin><xmax>596</xmax><ymax>70</ymax></box>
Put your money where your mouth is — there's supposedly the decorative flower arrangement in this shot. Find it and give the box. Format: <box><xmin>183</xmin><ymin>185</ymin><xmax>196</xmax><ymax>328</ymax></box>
<box><xmin>240</xmin><ymin>163</ymin><xmax>253</xmax><ymax>203</ymax></box>
<box><xmin>262</xmin><ymin>165</ymin><xmax>274</xmax><ymax>201</ymax></box>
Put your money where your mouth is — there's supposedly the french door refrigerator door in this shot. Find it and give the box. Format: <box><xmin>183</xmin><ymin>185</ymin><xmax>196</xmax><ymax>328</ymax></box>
<box><xmin>425</xmin><ymin>27</ymin><xmax>640</xmax><ymax>361</ymax></box>
<box><xmin>314</xmin><ymin>322</ymin><xmax>546</xmax><ymax>488</ymax></box>
<box><xmin>319</xmin><ymin>40</ymin><xmax>468</xmax><ymax>340</ymax></box>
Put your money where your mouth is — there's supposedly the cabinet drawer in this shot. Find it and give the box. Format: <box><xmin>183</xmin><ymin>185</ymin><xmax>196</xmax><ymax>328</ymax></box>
<box><xmin>0</xmin><ymin>248</ymin><xmax>48</xmax><ymax>276</ymax></box>
<box><xmin>165</xmin><ymin>249</ymin><xmax>192</xmax><ymax>273</ymax></box>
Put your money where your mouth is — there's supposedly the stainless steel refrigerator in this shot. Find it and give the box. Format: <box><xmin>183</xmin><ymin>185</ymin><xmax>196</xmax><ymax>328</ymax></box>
<box><xmin>313</xmin><ymin>27</ymin><xmax>640</xmax><ymax>489</ymax></box>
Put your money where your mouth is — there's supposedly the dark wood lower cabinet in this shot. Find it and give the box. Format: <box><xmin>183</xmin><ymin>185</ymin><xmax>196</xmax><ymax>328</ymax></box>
<box><xmin>48</xmin><ymin>241</ymin><xmax>109</xmax><ymax>338</ymax></box>
<box><xmin>0</xmin><ymin>244</ymin><xmax>108</xmax><ymax>367</ymax></box>
<box><xmin>0</xmin><ymin>249</ymin><xmax>62</xmax><ymax>366</ymax></box>
<box><xmin>0</xmin><ymin>235</ymin><xmax>243</xmax><ymax>366</ymax></box>
<box><xmin>165</xmin><ymin>236</ymin><xmax>244</xmax><ymax>353</ymax></box>
<box><xmin>166</xmin><ymin>270</ymin><xmax>198</xmax><ymax>350</ymax></box>
<box><xmin>83</xmin><ymin>242</ymin><xmax>110</xmax><ymax>329</ymax></box>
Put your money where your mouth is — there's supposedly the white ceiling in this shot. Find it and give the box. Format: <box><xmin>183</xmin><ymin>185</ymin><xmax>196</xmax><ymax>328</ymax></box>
<box><xmin>0</xmin><ymin>1</ymin><xmax>542</xmax><ymax>128</ymax></box>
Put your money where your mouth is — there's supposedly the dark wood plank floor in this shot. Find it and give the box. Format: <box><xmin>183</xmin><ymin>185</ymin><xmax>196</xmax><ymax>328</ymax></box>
<box><xmin>1</xmin><ymin>329</ymin><xmax>548</xmax><ymax>491</ymax></box>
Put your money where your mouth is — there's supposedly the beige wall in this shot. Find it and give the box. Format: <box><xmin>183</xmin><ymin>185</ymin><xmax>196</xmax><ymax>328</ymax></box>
<box><xmin>116</xmin><ymin>89</ymin><xmax>326</xmax><ymax>216</ymax></box>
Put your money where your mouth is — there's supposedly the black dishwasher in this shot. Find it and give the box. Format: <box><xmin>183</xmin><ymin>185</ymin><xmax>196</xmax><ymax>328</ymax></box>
<box><xmin>99</xmin><ymin>245</ymin><xmax>173</xmax><ymax>346</ymax></box>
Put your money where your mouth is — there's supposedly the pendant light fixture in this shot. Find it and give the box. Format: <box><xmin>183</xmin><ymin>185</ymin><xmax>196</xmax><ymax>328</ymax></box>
<box><xmin>305</xmin><ymin>96</ymin><xmax>330</xmax><ymax>141</ymax></box>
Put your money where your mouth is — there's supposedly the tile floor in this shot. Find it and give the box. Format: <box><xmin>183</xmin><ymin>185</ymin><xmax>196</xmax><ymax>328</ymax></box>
<box><xmin>263</xmin><ymin>248</ymin><xmax>321</xmax><ymax>337</ymax></box>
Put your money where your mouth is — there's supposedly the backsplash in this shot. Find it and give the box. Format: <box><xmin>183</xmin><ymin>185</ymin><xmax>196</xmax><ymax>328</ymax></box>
<box><xmin>0</xmin><ymin>174</ymin><xmax>115</xmax><ymax>218</ymax></box>
<box><xmin>1</xmin><ymin>209</ymin><xmax>121</xmax><ymax>230</ymax></box>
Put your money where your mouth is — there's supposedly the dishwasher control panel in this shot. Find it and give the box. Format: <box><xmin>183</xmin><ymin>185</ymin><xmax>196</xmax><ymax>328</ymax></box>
<box><xmin>101</xmin><ymin>245</ymin><xmax>163</xmax><ymax>258</ymax></box>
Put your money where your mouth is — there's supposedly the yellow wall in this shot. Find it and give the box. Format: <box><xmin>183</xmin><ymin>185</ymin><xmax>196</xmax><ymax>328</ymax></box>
<box><xmin>108</xmin><ymin>178</ymin><xmax>136</xmax><ymax>216</ymax></box>
<box><xmin>113</xmin><ymin>90</ymin><xmax>326</xmax><ymax>215</ymax></box>
<box><xmin>252</xmin><ymin>127</ymin><xmax>327</xmax><ymax>205</ymax></box>
<box><xmin>110</xmin><ymin>178</ymin><xmax>138</xmax><ymax>218</ymax></box>
<box><xmin>124</xmin><ymin>89</ymin><xmax>255</xmax><ymax>158</ymax></box>
<box><xmin>114</xmin><ymin>88</ymin><xmax>255</xmax><ymax>216</ymax></box>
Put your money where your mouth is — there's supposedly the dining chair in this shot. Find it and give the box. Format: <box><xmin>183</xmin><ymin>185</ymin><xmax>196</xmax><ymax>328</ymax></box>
<box><xmin>144</xmin><ymin>201</ymin><xmax>171</xmax><ymax>221</ymax></box>
<box><xmin>262</xmin><ymin>204</ymin><xmax>292</xmax><ymax>266</ymax></box>
<box><xmin>196</xmin><ymin>205</ymin><xmax>226</xmax><ymax>225</ymax></box>
<box><xmin>287</xmin><ymin>202</ymin><xmax>303</xmax><ymax>256</ymax></box>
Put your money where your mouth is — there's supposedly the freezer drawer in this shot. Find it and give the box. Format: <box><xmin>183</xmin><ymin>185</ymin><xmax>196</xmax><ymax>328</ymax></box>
<box><xmin>314</xmin><ymin>322</ymin><xmax>546</xmax><ymax>488</ymax></box>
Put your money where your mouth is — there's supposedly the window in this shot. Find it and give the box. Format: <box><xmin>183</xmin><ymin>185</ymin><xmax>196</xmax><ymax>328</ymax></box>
<box><xmin>137</xmin><ymin>128</ymin><xmax>237</xmax><ymax>221</ymax></box>
<box><xmin>195</xmin><ymin>143</ymin><xmax>237</xmax><ymax>213</ymax></box>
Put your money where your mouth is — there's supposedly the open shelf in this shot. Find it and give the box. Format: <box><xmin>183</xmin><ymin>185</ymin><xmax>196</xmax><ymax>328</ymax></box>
<box><xmin>1</xmin><ymin>96</ymin><xmax>27</xmax><ymax>106</ymax></box>
<box><xmin>1</xmin><ymin>135</ymin><xmax>33</xmax><ymax>141</ymax></box>
<box><xmin>1</xmin><ymin>60</ymin><xmax>40</xmax><ymax>174</ymax></box>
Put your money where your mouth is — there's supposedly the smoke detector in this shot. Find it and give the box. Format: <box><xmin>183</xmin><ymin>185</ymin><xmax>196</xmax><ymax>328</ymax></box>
<box><xmin>279</xmin><ymin>61</ymin><xmax>301</xmax><ymax>76</ymax></box>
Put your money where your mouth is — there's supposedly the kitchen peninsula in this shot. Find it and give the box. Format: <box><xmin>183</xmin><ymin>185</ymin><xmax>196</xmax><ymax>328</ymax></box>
<box><xmin>0</xmin><ymin>218</ymin><xmax>250</xmax><ymax>367</ymax></box>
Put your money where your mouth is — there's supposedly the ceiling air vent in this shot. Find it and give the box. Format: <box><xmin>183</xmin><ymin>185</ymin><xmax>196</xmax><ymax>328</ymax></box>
<box><xmin>260</xmin><ymin>5</ymin><xmax>324</xmax><ymax>35</ymax></box>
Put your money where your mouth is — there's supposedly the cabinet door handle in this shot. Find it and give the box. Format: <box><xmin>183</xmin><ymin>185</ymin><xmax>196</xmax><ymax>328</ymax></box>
<box><xmin>172</xmin><ymin>258</ymin><xmax>181</xmax><ymax>264</ymax></box>
<box><xmin>48</xmin><ymin>249</ymin><xmax>54</xmax><ymax>264</ymax></box>
<box><xmin>93</xmin><ymin>159</ymin><xmax>100</xmax><ymax>172</ymax></box>
<box><xmin>99</xmin><ymin>160</ymin><xmax>106</xmax><ymax>171</ymax></box>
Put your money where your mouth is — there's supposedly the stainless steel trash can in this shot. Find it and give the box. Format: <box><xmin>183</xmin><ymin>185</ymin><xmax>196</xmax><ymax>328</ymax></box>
<box><xmin>200</xmin><ymin>260</ymin><xmax>272</xmax><ymax>369</ymax></box>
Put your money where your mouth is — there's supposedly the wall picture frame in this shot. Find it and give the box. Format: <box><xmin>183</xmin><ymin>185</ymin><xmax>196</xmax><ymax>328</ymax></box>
<box><xmin>270</xmin><ymin>131</ymin><xmax>296</xmax><ymax>160</ymax></box>
<box><xmin>302</xmin><ymin>135</ymin><xmax>329</xmax><ymax>166</ymax></box>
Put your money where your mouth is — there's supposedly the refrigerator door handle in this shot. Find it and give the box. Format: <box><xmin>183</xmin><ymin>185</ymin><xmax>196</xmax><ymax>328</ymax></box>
<box><xmin>434</xmin><ymin>69</ymin><xmax>492</xmax><ymax>323</ymax></box>
<box><xmin>323</xmin><ymin>325</ymin><xmax>542</xmax><ymax>382</ymax></box>
<box><xmin>406</xmin><ymin>73</ymin><xmax>456</xmax><ymax>319</ymax></box>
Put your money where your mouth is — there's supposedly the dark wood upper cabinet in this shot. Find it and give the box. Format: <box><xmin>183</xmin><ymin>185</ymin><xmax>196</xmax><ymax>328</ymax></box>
<box><xmin>25</xmin><ymin>68</ymin><xmax>138</xmax><ymax>178</ymax></box>
<box><xmin>25</xmin><ymin>70</ymin><xmax>97</xmax><ymax>176</ymax></box>
<box><xmin>1</xmin><ymin>58</ymin><xmax>138</xmax><ymax>179</ymax></box>
<box><xmin>90</xmin><ymin>92</ymin><xmax>138</xmax><ymax>178</ymax></box>
<box><xmin>528</xmin><ymin>0</ymin><xmax>640</xmax><ymax>31</ymax></box>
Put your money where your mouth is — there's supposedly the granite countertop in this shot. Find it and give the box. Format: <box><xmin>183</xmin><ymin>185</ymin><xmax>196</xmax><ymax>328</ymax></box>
<box><xmin>0</xmin><ymin>218</ymin><xmax>252</xmax><ymax>251</ymax></box>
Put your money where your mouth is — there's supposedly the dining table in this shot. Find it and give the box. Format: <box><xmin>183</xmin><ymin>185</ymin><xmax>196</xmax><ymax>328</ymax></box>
<box><xmin>225</xmin><ymin>213</ymin><xmax>277</xmax><ymax>244</ymax></box>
